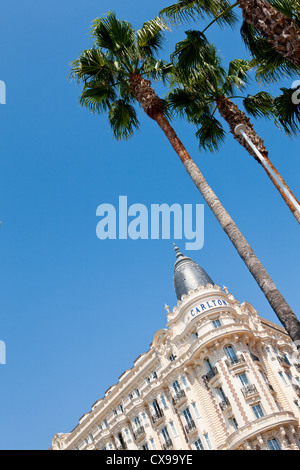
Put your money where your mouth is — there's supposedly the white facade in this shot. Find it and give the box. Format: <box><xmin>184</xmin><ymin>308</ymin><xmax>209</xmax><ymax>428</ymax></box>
<box><xmin>51</xmin><ymin>280</ymin><xmax>300</xmax><ymax>451</ymax></box>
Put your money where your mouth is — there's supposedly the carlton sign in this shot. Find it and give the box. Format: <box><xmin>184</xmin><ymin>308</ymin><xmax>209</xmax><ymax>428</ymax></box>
<box><xmin>189</xmin><ymin>299</ymin><xmax>228</xmax><ymax>320</ymax></box>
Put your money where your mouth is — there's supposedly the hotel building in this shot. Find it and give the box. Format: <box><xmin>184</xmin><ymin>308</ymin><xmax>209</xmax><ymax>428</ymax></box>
<box><xmin>51</xmin><ymin>245</ymin><xmax>300</xmax><ymax>450</ymax></box>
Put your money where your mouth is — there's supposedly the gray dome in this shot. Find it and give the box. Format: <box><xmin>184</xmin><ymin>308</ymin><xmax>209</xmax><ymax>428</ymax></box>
<box><xmin>173</xmin><ymin>244</ymin><xmax>214</xmax><ymax>300</ymax></box>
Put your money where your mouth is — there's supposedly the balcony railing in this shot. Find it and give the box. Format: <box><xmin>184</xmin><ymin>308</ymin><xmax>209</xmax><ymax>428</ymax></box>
<box><xmin>205</xmin><ymin>366</ymin><xmax>218</xmax><ymax>382</ymax></box>
<box><xmin>151</xmin><ymin>409</ymin><xmax>164</xmax><ymax>424</ymax></box>
<box><xmin>241</xmin><ymin>384</ymin><xmax>258</xmax><ymax>398</ymax></box>
<box><xmin>185</xmin><ymin>420</ymin><xmax>196</xmax><ymax>434</ymax></box>
<box><xmin>162</xmin><ymin>439</ymin><xmax>173</xmax><ymax>450</ymax></box>
<box><xmin>133</xmin><ymin>426</ymin><xmax>145</xmax><ymax>441</ymax></box>
<box><xmin>219</xmin><ymin>397</ymin><xmax>231</xmax><ymax>411</ymax></box>
<box><xmin>225</xmin><ymin>354</ymin><xmax>245</xmax><ymax>369</ymax></box>
<box><xmin>172</xmin><ymin>389</ymin><xmax>186</xmax><ymax>406</ymax></box>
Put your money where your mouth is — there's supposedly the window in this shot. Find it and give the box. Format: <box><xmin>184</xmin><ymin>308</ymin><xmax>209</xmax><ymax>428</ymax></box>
<box><xmin>169</xmin><ymin>421</ymin><xmax>178</xmax><ymax>437</ymax></box>
<box><xmin>118</xmin><ymin>404</ymin><xmax>124</xmax><ymax>413</ymax></box>
<box><xmin>194</xmin><ymin>438</ymin><xmax>204</xmax><ymax>450</ymax></box>
<box><xmin>212</xmin><ymin>318</ymin><xmax>221</xmax><ymax>328</ymax></box>
<box><xmin>217</xmin><ymin>386</ymin><xmax>227</xmax><ymax>402</ymax></box>
<box><xmin>152</xmin><ymin>371</ymin><xmax>158</xmax><ymax>380</ymax></box>
<box><xmin>191</xmin><ymin>402</ymin><xmax>200</xmax><ymax>418</ymax></box>
<box><xmin>252</xmin><ymin>403</ymin><xmax>264</xmax><ymax>419</ymax></box>
<box><xmin>169</xmin><ymin>354</ymin><xmax>176</xmax><ymax>362</ymax></box>
<box><xmin>160</xmin><ymin>395</ymin><xmax>168</xmax><ymax>409</ymax></box>
<box><xmin>229</xmin><ymin>417</ymin><xmax>239</xmax><ymax>430</ymax></box>
<box><xmin>161</xmin><ymin>426</ymin><xmax>171</xmax><ymax>444</ymax></box>
<box><xmin>283</xmin><ymin>354</ymin><xmax>291</xmax><ymax>365</ymax></box>
<box><xmin>150</xmin><ymin>438</ymin><xmax>156</xmax><ymax>450</ymax></box>
<box><xmin>135</xmin><ymin>389</ymin><xmax>140</xmax><ymax>397</ymax></box>
<box><xmin>129</xmin><ymin>393</ymin><xmax>133</xmax><ymax>401</ymax></box>
<box><xmin>181</xmin><ymin>375</ymin><xmax>188</xmax><ymax>388</ymax></box>
<box><xmin>88</xmin><ymin>434</ymin><xmax>94</xmax><ymax>442</ymax></box>
<box><xmin>286</xmin><ymin>372</ymin><xmax>293</xmax><ymax>384</ymax></box>
<box><xmin>141</xmin><ymin>443</ymin><xmax>149</xmax><ymax>450</ymax></box>
<box><xmin>238</xmin><ymin>373</ymin><xmax>249</xmax><ymax>387</ymax></box>
<box><xmin>134</xmin><ymin>416</ymin><xmax>141</xmax><ymax>428</ymax></box>
<box><xmin>152</xmin><ymin>399</ymin><xmax>161</xmax><ymax>415</ymax></box>
<box><xmin>204</xmin><ymin>433</ymin><xmax>213</xmax><ymax>449</ymax></box>
<box><xmin>98</xmin><ymin>424</ymin><xmax>103</xmax><ymax>431</ymax></box>
<box><xmin>182</xmin><ymin>407</ymin><xmax>193</xmax><ymax>424</ymax></box>
<box><xmin>104</xmin><ymin>419</ymin><xmax>109</xmax><ymax>428</ymax></box>
<box><xmin>224</xmin><ymin>345</ymin><xmax>238</xmax><ymax>363</ymax></box>
<box><xmin>278</xmin><ymin>371</ymin><xmax>288</xmax><ymax>386</ymax></box>
<box><xmin>204</xmin><ymin>358</ymin><xmax>214</xmax><ymax>373</ymax></box>
<box><xmin>172</xmin><ymin>380</ymin><xmax>181</xmax><ymax>394</ymax></box>
<box><xmin>267</xmin><ymin>438</ymin><xmax>281</xmax><ymax>450</ymax></box>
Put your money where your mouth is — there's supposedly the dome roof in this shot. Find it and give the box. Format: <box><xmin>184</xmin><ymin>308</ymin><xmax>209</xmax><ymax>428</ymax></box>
<box><xmin>173</xmin><ymin>244</ymin><xmax>214</xmax><ymax>300</ymax></box>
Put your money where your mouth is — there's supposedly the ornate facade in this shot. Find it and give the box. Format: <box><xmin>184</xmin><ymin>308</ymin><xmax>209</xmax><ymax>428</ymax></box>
<box><xmin>51</xmin><ymin>246</ymin><xmax>300</xmax><ymax>450</ymax></box>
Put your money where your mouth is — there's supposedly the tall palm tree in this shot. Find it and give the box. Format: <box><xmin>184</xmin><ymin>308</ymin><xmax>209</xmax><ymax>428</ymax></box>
<box><xmin>168</xmin><ymin>31</ymin><xmax>300</xmax><ymax>222</ymax></box>
<box><xmin>71</xmin><ymin>12</ymin><xmax>300</xmax><ymax>345</ymax></box>
<box><xmin>160</xmin><ymin>0</ymin><xmax>300</xmax><ymax>67</ymax></box>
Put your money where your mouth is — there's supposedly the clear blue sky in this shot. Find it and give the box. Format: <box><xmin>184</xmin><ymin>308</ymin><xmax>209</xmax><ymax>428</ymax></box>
<box><xmin>0</xmin><ymin>0</ymin><xmax>299</xmax><ymax>450</ymax></box>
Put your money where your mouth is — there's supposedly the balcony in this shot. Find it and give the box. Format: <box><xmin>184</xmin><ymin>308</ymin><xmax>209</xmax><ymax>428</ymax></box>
<box><xmin>162</xmin><ymin>439</ymin><xmax>173</xmax><ymax>450</ymax></box>
<box><xmin>225</xmin><ymin>411</ymin><xmax>298</xmax><ymax>450</ymax></box>
<box><xmin>241</xmin><ymin>384</ymin><xmax>259</xmax><ymax>399</ymax></box>
<box><xmin>277</xmin><ymin>355</ymin><xmax>291</xmax><ymax>367</ymax></box>
<box><xmin>293</xmin><ymin>384</ymin><xmax>300</xmax><ymax>396</ymax></box>
<box><xmin>151</xmin><ymin>409</ymin><xmax>164</xmax><ymax>425</ymax></box>
<box><xmin>219</xmin><ymin>397</ymin><xmax>231</xmax><ymax>412</ymax></box>
<box><xmin>184</xmin><ymin>420</ymin><xmax>197</xmax><ymax>435</ymax></box>
<box><xmin>225</xmin><ymin>354</ymin><xmax>246</xmax><ymax>370</ymax></box>
<box><xmin>133</xmin><ymin>426</ymin><xmax>145</xmax><ymax>441</ymax></box>
<box><xmin>172</xmin><ymin>389</ymin><xmax>186</xmax><ymax>406</ymax></box>
<box><xmin>205</xmin><ymin>366</ymin><xmax>218</xmax><ymax>383</ymax></box>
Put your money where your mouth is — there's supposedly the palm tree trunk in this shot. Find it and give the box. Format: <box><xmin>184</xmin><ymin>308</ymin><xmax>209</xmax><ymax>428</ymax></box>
<box><xmin>237</xmin><ymin>0</ymin><xmax>300</xmax><ymax>67</ymax></box>
<box><xmin>216</xmin><ymin>95</ymin><xmax>300</xmax><ymax>224</ymax></box>
<box><xmin>129</xmin><ymin>73</ymin><xmax>300</xmax><ymax>346</ymax></box>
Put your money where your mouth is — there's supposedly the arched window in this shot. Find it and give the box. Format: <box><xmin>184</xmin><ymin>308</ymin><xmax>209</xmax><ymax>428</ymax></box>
<box><xmin>267</xmin><ymin>438</ymin><xmax>281</xmax><ymax>450</ymax></box>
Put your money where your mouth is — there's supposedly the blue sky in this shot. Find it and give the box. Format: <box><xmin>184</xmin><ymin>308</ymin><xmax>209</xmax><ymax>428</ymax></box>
<box><xmin>0</xmin><ymin>0</ymin><xmax>299</xmax><ymax>450</ymax></box>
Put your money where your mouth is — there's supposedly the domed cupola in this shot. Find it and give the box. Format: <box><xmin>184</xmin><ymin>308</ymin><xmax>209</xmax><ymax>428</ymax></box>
<box><xmin>173</xmin><ymin>244</ymin><xmax>214</xmax><ymax>300</ymax></box>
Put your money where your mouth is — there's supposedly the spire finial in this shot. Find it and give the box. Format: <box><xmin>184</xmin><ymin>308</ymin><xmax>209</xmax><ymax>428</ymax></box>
<box><xmin>173</xmin><ymin>243</ymin><xmax>183</xmax><ymax>259</ymax></box>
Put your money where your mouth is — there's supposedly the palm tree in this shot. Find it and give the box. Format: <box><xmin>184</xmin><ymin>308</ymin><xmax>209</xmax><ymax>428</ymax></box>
<box><xmin>160</xmin><ymin>0</ymin><xmax>300</xmax><ymax>67</ymax></box>
<box><xmin>168</xmin><ymin>31</ymin><xmax>300</xmax><ymax>222</ymax></box>
<box><xmin>71</xmin><ymin>12</ymin><xmax>300</xmax><ymax>346</ymax></box>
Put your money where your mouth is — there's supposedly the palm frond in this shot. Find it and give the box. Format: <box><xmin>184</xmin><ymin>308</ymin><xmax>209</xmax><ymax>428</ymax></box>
<box><xmin>159</xmin><ymin>0</ymin><xmax>237</xmax><ymax>28</ymax></box>
<box><xmin>108</xmin><ymin>100</ymin><xmax>140</xmax><ymax>140</ymax></box>
<box><xmin>269</xmin><ymin>0</ymin><xmax>300</xmax><ymax>26</ymax></box>
<box><xmin>195</xmin><ymin>113</ymin><xmax>226</xmax><ymax>152</ymax></box>
<box><xmin>91</xmin><ymin>12</ymin><xmax>136</xmax><ymax>56</ymax></box>
<box><xmin>224</xmin><ymin>58</ymin><xmax>252</xmax><ymax>94</ymax></box>
<box><xmin>137</xmin><ymin>17</ymin><xmax>169</xmax><ymax>58</ymax></box>
<box><xmin>273</xmin><ymin>86</ymin><xmax>300</xmax><ymax>136</ymax></box>
<box><xmin>240</xmin><ymin>20</ymin><xmax>299</xmax><ymax>84</ymax></box>
<box><xmin>142</xmin><ymin>58</ymin><xmax>174</xmax><ymax>83</ymax></box>
<box><xmin>243</xmin><ymin>92</ymin><xmax>275</xmax><ymax>119</ymax></box>
<box><xmin>171</xmin><ymin>30</ymin><xmax>221</xmax><ymax>71</ymax></box>
<box><xmin>70</xmin><ymin>48</ymin><xmax>116</xmax><ymax>83</ymax></box>
<box><xmin>79</xmin><ymin>80</ymin><xmax>118</xmax><ymax>114</ymax></box>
